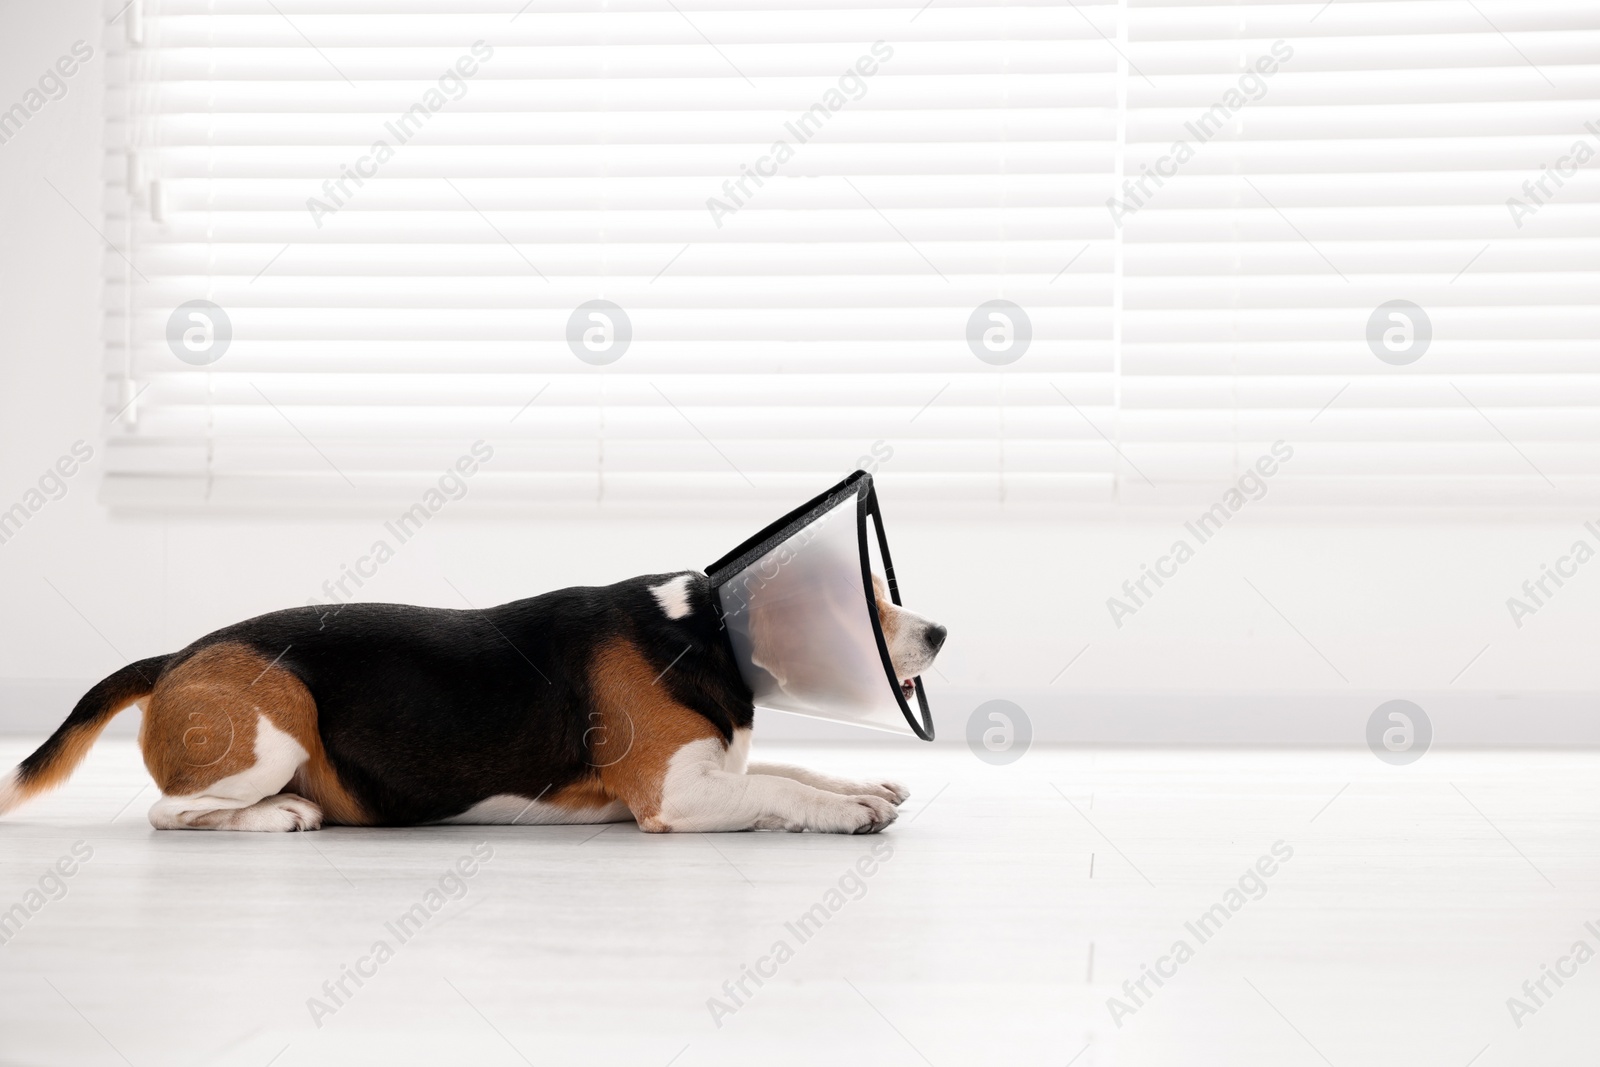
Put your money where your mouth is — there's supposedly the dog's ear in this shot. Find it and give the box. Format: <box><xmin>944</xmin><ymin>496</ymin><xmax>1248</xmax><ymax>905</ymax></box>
<box><xmin>746</xmin><ymin>586</ymin><xmax>789</xmax><ymax>690</ymax></box>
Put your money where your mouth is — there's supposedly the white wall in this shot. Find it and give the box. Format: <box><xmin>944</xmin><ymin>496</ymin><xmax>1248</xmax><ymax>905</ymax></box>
<box><xmin>3</xmin><ymin>2</ymin><xmax>1596</xmax><ymax>746</ymax></box>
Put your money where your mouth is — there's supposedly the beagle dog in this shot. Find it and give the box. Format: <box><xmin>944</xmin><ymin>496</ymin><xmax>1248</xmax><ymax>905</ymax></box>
<box><xmin>0</xmin><ymin>572</ymin><xmax>946</xmax><ymax>835</ymax></box>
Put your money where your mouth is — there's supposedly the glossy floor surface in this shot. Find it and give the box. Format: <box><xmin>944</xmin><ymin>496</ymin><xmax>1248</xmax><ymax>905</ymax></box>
<box><xmin>0</xmin><ymin>739</ymin><xmax>1595</xmax><ymax>1066</ymax></box>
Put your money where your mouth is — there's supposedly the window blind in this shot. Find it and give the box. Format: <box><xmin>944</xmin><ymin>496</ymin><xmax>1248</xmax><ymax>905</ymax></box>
<box><xmin>101</xmin><ymin>0</ymin><xmax>1108</xmax><ymax>509</ymax></box>
<box><xmin>1116</xmin><ymin>0</ymin><xmax>1600</xmax><ymax>506</ymax></box>
<box><xmin>100</xmin><ymin>1</ymin><xmax>1599</xmax><ymax>510</ymax></box>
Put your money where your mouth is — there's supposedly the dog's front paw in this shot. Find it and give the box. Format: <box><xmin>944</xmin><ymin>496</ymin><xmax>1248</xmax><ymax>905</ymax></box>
<box><xmin>871</xmin><ymin>780</ymin><xmax>911</xmax><ymax>806</ymax></box>
<box><xmin>847</xmin><ymin>795</ymin><xmax>898</xmax><ymax>834</ymax></box>
<box><xmin>814</xmin><ymin>794</ymin><xmax>897</xmax><ymax>835</ymax></box>
<box><xmin>836</xmin><ymin>778</ymin><xmax>910</xmax><ymax>806</ymax></box>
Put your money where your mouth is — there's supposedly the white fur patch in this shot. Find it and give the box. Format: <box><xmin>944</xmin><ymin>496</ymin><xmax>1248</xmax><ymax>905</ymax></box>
<box><xmin>649</xmin><ymin>574</ymin><xmax>694</xmax><ymax>620</ymax></box>
<box><xmin>724</xmin><ymin>727</ymin><xmax>752</xmax><ymax>775</ymax></box>
<box><xmin>440</xmin><ymin>793</ymin><xmax>632</xmax><ymax>826</ymax></box>
<box><xmin>0</xmin><ymin>767</ymin><xmax>22</xmax><ymax>816</ymax></box>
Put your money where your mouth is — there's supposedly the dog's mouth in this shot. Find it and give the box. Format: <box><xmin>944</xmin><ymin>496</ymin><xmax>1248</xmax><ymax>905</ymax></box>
<box><xmin>900</xmin><ymin>678</ymin><xmax>916</xmax><ymax>701</ymax></box>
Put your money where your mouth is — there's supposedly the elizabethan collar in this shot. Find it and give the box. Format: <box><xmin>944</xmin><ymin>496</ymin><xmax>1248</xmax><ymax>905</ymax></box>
<box><xmin>705</xmin><ymin>471</ymin><xmax>934</xmax><ymax>740</ymax></box>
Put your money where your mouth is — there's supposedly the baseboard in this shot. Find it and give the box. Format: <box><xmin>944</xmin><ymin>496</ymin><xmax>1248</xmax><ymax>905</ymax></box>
<box><xmin>2</xmin><ymin>680</ymin><xmax>1595</xmax><ymax>747</ymax></box>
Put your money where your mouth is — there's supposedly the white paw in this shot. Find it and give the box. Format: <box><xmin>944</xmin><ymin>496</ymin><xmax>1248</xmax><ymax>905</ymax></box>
<box><xmin>870</xmin><ymin>780</ymin><xmax>911</xmax><ymax>806</ymax></box>
<box><xmin>258</xmin><ymin>793</ymin><xmax>323</xmax><ymax>832</ymax></box>
<box><xmin>816</xmin><ymin>794</ymin><xmax>897</xmax><ymax>835</ymax></box>
<box><xmin>821</xmin><ymin>778</ymin><xmax>910</xmax><ymax>805</ymax></box>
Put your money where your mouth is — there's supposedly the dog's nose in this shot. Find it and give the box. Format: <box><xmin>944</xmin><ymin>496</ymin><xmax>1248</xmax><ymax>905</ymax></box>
<box><xmin>925</xmin><ymin>623</ymin><xmax>947</xmax><ymax>652</ymax></box>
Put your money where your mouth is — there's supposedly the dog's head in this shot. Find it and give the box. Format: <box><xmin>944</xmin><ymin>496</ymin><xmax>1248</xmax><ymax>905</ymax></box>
<box><xmin>744</xmin><ymin>570</ymin><xmax>946</xmax><ymax>703</ymax></box>
<box><xmin>871</xmin><ymin>574</ymin><xmax>946</xmax><ymax>700</ymax></box>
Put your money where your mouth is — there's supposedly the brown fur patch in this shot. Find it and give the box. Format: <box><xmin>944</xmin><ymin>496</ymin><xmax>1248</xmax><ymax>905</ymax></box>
<box><xmin>546</xmin><ymin>777</ymin><xmax>616</xmax><ymax>812</ymax></box>
<box><xmin>141</xmin><ymin>643</ymin><xmax>370</xmax><ymax>825</ymax></box>
<box><xmin>286</xmin><ymin>746</ymin><xmax>371</xmax><ymax>827</ymax></box>
<box><xmin>871</xmin><ymin>573</ymin><xmax>901</xmax><ymax>649</ymax></box>
<box><xmin>583</xmin><ymin>638</ymin><xmax>723</xmax><ymax>830</ymax></box>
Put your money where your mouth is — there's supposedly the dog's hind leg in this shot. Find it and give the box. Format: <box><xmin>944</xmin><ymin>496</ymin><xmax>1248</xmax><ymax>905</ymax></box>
<box><xmin>140</xmin><ymin>643</ymin><xmax>343</xmax><ymax>832</ymax></box>
<box><xmin>147</xmin><ymin>714</ymin><xmax>321</xmax><ymax>831</ymax></box>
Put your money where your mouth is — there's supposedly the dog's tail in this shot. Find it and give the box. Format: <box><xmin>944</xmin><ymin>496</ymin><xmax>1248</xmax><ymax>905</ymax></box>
<box><xmin>0</xmin><ymin>655</ymin><xmax>171</xmax><ymax>818</ymax></box>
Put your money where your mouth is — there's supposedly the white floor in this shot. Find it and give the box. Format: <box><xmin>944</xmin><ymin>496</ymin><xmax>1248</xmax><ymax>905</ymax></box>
<box><xmin>0</xmin><ymin>739</ymin><xmax>1596</xmax><ymax>1067</ymax></box>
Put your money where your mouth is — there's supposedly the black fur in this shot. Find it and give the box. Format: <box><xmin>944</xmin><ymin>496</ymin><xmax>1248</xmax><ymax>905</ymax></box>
<box><xmin>159</xmin><ymin>573</ymin><xmax>750</xmax><ymax>826</ymax></box>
